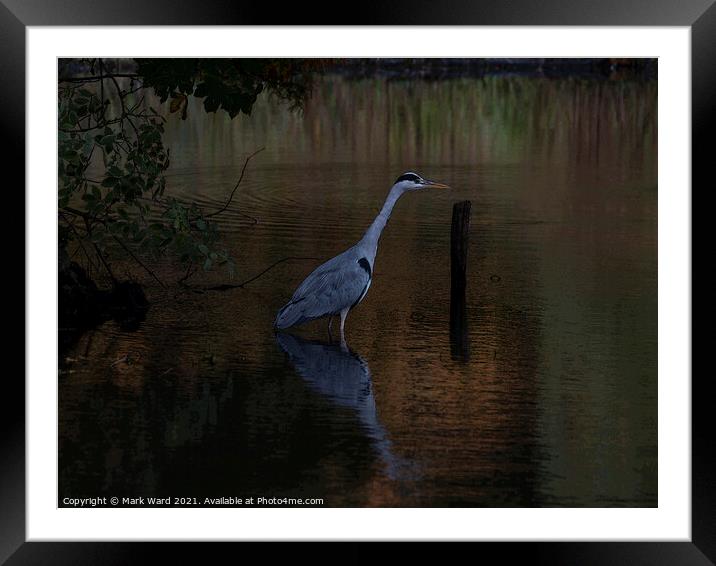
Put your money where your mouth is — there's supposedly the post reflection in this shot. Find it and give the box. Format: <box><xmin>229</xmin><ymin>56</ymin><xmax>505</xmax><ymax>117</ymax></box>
<box><xmin>275</xmin><ymin>332</ymin><xmax>407</xmax><ymax>480</ymax></box>
<box><xmin>449</xmin><ymin>291</ymin><xmax>470</xmax><ymax>362</ymax></box>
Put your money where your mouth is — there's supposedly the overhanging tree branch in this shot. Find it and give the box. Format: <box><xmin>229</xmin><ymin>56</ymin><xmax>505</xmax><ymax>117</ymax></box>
<box><xmin>206</xmin><ymin>147</ymin><xmax>265</xmax><ymax>219</ymax></box>
<box><xmin>199</xmin><ymin>257</ymin><xmax>320</xmax><ymax>292</ymax></box>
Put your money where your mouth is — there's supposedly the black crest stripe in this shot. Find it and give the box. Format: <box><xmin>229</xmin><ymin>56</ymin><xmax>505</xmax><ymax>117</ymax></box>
<box><xmin>395</xmin><ymin>173</ymin><xmax>420</xmax><ymax>184</ymax></box>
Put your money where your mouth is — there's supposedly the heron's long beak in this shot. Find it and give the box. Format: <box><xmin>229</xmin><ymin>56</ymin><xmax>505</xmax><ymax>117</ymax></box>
<box><xmin>424</xmin><ymin>179</ymin><xmax>451</xmax><ymax>189</ymax></box>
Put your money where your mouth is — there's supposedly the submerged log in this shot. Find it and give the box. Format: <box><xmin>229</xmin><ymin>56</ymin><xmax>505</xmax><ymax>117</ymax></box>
<box><xmin>59</xmin><ymin>250</ymin><xmax>149</xmax><ymax>354</ymax></box>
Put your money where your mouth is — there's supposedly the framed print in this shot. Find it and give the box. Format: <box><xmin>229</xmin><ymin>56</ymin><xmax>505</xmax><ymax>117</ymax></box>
<box><xmin>7</xmin><ymin>0</ymin><xmax>708</xmax><ymax>563</ymax></box>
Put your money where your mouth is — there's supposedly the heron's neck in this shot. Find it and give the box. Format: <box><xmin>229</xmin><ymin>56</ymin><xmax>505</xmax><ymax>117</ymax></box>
<box><xmin>361</xmin><ymin>185</ymin><xmax>405</xmax><ymax>258</ymax></box>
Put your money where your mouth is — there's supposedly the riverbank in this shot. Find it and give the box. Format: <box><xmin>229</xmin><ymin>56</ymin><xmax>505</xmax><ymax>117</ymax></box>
<box><xmin>327</xmin><ymin>58</ymin><xmax>657</xmax><ymax>80</ymax></box>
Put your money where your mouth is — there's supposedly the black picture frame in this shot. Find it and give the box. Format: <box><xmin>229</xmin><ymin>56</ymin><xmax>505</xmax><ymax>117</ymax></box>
<box><xmin>6</xmin><ymin>1</ymin><xmax>708</xmax><ymax>563</ymax></box>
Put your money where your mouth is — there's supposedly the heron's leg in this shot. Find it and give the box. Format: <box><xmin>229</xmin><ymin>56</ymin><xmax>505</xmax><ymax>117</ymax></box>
<box><xmin>339</xmin><ymin>308</ymin><xmax>349</xmax><ymax>349</ymax></box>
<box><xmin>327</xmin><ymin>316</ymin><xmax>334</xmax><ymax>341</ymax></box>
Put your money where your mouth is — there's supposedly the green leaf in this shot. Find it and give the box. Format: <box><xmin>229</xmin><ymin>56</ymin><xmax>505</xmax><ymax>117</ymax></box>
<box><xmin>82</xmin><ymin>137</ymin><xmax>95</xmax><ymax>155</ymax></box>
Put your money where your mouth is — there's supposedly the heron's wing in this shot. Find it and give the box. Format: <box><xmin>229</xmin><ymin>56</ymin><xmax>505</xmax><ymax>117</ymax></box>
<box><xmin>276</xmin><ymin>252</ymin><xmax>371</xmax><ymax>328</ymax></box>
<box><xmin>293</xmin><ymin>253</ymin><xmax>371</xmax><ymax>312</ymax></box>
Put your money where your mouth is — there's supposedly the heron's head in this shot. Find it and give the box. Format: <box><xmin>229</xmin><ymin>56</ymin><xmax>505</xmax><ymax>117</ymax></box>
<box><xmin>393</xmin><ymin>171</ymin><xmax>450</xmax><ymax>192</ymax></box>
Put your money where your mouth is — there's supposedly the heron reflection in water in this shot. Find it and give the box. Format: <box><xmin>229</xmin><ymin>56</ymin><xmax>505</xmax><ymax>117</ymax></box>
<box><xmin>275</xmin><ymin>333</ymin><xmax>409</xmax><ymax>480</ymax></box>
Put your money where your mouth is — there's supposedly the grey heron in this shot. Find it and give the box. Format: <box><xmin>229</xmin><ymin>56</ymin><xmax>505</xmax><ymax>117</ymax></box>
<box><xmin>274</xmin><ymin>171</ymin><xmax>450</xmax><ymax>339</ymax></box>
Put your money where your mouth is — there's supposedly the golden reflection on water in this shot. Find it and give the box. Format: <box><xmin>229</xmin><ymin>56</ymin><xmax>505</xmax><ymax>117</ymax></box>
<box><xmin>60</xmin><ymin>74</ymin><xmax>657</xmax><ymax>507</ymax></box>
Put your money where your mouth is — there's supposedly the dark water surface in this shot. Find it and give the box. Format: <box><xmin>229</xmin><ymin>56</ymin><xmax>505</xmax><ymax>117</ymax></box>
<box><xmin>60</xmin><ymin>75</ymin><xmax>657</xmax><ymax>507</ymax></box>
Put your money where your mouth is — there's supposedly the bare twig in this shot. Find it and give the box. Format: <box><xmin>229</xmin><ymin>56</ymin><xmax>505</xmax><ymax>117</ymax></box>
<box><xmin>61</xmin><ymin>206</ymin><xmax>90</xmax><ymax>219</ymax></box>
<box><xmin>205</xmin><ymin>148</ymin><xmax>265</xmax><ymax>219</ymax></box>
<box><xmin>234</xmin><ymin>210</ymin><xmax>261</xmax><ymax>225</ymax></box>
<box><xmin>59</xmin><ymin>73</ymin><xmax>140</xmax><ymax>83</ymax></box>
<box><xmin>108</xmin><ymin>233</ymin><xmax>166</xmax><ymax>288</ymax></box>
<box><xmin>109</xmin><ymin>74</ymin><xmax>141</xmax><ymax>140</ymax></box>
<box><xmin>201</xmin><ymin>256</ymin><xmax>319</xmax><ymax>292</ymax></box>
<box><xmin>111</xmin><ymin>351</ymin><xmax>143</xmax><ymax>367</ymax></box>
<box><xmin>62</xmin><ymin>206</ymin><xmax>165</xmax><ymax>288</ymax></box>
<box><xmin>83</xmin><ymin>216</ymin><xmax>116</xmax><ymax>284</ymax></box>
<box><xmin>59</xmin><ymin>118</ymin><xmax>122</xmax><ymax>133</ymax></box>
<box><xmin>178</xmin><ymin>262</ymin><xmax>198</xmax><ymax>285</ymax></box>
<box><xmin>59</xmin><ymin>211</ymin><xmax>100</xmax><ymax>273</ymax></box>
<box><xmin>99</xmin><ymin>59</ymin><xmax>104</xmax><ymax>119</ymax></box>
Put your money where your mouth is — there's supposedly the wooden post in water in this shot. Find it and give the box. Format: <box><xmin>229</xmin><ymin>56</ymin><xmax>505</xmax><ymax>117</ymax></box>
<box><xmin>450</xmin><ymin>201</ymin><xmax>471</xmax><ymax>361</ymax></box>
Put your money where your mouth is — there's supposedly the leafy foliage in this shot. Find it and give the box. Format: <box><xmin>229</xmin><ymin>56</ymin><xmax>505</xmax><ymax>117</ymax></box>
<box><xmin>136</xmin><ymin>58</ymin><xmax>323</xmax><ymax>119</ymax></box>
<box><xmin>58</xmin><ymin>58</ymin><xmax>322</xmax><ymax>284</ymax></box>
<box><xmin>58</xmin><ymin>71</ymin><xmax>230</xmax><ymax>283</ymax></box>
